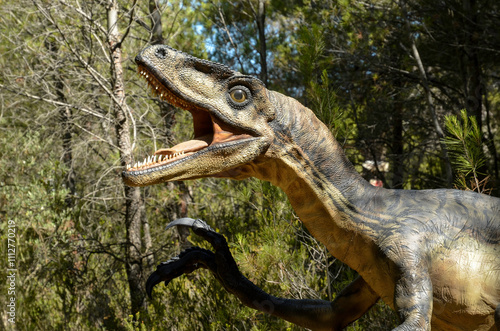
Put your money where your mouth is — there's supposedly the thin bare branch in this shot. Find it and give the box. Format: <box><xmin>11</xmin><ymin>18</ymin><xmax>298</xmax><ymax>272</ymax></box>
<box><xmin>0</xmin><ymin>83</ymin><xmax>107</xmax><ymax>121</ymax></box>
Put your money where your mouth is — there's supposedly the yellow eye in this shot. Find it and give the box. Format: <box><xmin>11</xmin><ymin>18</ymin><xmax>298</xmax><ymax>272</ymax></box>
<box><xmin>230</xmin><ymin>89</ymin><xmax>247</xmax><ymax>103</ymax></box>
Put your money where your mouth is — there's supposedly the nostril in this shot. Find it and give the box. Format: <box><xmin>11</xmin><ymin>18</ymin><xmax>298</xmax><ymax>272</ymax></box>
<box><xmin>155</xmin><ymin>47</ymin><xmax>167</xmax><ymax>59</ymax></box>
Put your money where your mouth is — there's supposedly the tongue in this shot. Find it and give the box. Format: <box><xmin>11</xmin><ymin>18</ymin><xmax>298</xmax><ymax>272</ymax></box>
<box><xmin>153</xmin><ymin>122</ymin><xmax>240</xmax><ymax>156</ymax></box>
<box><xmin>154</xmin><ymin>135</ymin><xmax>211</xmax><ymax>155</ymax></box>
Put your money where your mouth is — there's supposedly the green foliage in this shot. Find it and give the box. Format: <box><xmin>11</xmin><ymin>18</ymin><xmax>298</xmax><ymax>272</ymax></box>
<box><xmin>0</xmin><ymin>130</ymin><xmax>81</xmax><ymax>329</ymax></box>
<box><xmin>443</xmin><ymin>109</ymin><xmax>489</xmax><ymax>192</ymax></box>
<box><xmin>295</xmin><ymin>24</ymin><xmax>356</xmax><ymax>148</ymax></box>
<box><xmin>138</xmin><ymin>180</ymin><xmax>317</xmax><ymax>330</ymax></box>
<box><xmin>123</xmin><ymin>313</ymin><xmax>148</xmax><ymax>331</ymax></box>
<box><xmin>0</xmin><ymin>0</ymin><xmax>499</xmax><ymax>330</ymax></box>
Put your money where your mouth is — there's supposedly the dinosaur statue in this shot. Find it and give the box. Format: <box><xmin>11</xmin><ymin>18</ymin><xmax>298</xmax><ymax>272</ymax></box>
<box><xmin>122</xmin><ymin>44</ymin><xmax>500</xmax><ymax>330</ymax></box>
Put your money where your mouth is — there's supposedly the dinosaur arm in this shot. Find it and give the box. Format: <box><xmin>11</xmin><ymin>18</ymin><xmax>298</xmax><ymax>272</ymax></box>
<box><xmin>221</xmin><ymin>270</ymin><xmax>379</xmax><ymax>330</ymax></box>
<box><xmin>147</xmin><ymin>219</ymin><xmax>380</xmax><ymax>330</ymax></box>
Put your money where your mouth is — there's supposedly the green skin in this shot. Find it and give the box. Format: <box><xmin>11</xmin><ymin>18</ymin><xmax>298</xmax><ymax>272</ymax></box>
<box><xmin>123</xmin><ymin>45</ymin><xmax>500</xmax><ymax>330</ymax></box>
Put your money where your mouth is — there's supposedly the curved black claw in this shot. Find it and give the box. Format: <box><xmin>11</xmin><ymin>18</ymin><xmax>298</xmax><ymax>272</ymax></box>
<box><xmin>147</xmin><ymin>218</ymin><xmax>237</xmax><ymax>299</ymax></box>
<box><xmin>166</xmin><ymin>218</ymin><xmax>228</xmax><ymax>251</ymax></box>
<box><xmin>166</xmin><ymin>217</ymin><xmax>215</xmax><ymax>232</ymax></box>
<box><xmin>146</xmin><ymin>247</ymin><xmax>215</xmax><ymax>299</ymax></box>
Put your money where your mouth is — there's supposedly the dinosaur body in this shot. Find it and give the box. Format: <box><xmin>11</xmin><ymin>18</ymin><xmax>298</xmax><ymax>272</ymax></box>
<box><xmin>123</xmin><ymin>45</ymin><xmax>500</xmax><ymax>330</ymax></box>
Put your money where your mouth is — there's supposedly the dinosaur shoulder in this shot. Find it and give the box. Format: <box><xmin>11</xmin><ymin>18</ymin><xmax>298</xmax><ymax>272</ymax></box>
<box><xmin>385</xmin><ymin>189</ymin><xmax>499</xmax><ymax>226</ymax></box>
<box><xmin>372</xmin><ymin>189</ymin><xmax>500</xmax><ymax>249</ymax></box>
<box><xmin>404</xmin><ymin>189</ymin><xmax>500</xmax><ymax>249</ymax></box>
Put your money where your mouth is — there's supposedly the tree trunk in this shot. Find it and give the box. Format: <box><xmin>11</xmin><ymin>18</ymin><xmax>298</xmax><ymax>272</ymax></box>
<box><xmin>46</xmin><ymin>40</ymin><xmax>76</xmax><ymax>206</ymax></box>
<box><xmin>484</xmin><ymin>88</ymin><xmax>499</xmax><ymax>185</ymax></box>
<box><xmin>108</xmin><ymin>0</ymin><xmax>146</xmax><ymax>315</ymax></box>
<box><xmin>148</xmin><ymin>0</ymin><xmax>192</xmax><ymax>247</ymax></box>
<box><xmin>251</xmin><ymin>0</ymin><xmax>268</xmax><ymax>86</ymax></box>
<box><xmin>462</xmin><ymin>0</ymin><xmax>483</xmax><ymax>129</ymax></box>
<box><xmin>401</xmin><ymin>0</ymin><xmax>453</xmax><ymax>186</ymax></box>
<box><xmin>391</xmin><ymin>98</ymin><xmax>404</xmax><ymax>189</ymax></box>
<box><xmin>59</xmin><ymin>98</ymin><xmax>76</xmax><ymax>207</ymax></box>
<box><xmin>461</xmin><ymin>0</ymin><xmax>491</xmax><ymax>184</ymax></box>
<box><xmin>149</xmin><ymin>0</ymin><xmax>164</xmax><ymax>45</ymax></box>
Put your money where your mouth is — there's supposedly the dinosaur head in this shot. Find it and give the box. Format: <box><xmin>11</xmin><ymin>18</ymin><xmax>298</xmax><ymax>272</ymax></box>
<box><xmin>122</xmin><ymin>45</ymin><xmax>276</xmax><ymax>186</ymax></box>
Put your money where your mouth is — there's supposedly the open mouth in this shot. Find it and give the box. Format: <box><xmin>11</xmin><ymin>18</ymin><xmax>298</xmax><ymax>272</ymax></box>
<box><xmin>124</xmin><ymin>65</ymin><xmax>252</xmax><ymax>173</ymax></box>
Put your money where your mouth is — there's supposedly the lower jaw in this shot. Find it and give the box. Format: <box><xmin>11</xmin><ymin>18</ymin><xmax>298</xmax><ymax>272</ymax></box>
<box><xmin>123</xmin><ymin>137</ymin><xmax>265</xmax><ymax>186</ymax></box>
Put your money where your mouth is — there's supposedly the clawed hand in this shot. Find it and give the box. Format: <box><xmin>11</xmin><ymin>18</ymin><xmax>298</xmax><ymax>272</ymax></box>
<box><xmin>146</xmin><ymin>218</ymin><xmax>237</xmax><ymax>299</ymax></box>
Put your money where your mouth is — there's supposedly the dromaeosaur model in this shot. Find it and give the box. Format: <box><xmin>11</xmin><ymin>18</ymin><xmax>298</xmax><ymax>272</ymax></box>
<box><xmin>123</xmin><ymin>45</ymin><xmax>500</xmax><ymax>330</ymax></box>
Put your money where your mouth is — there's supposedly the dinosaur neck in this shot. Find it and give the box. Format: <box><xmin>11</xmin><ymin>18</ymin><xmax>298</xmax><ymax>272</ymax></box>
<box><xmin>254</xmin><ymin>92</ymin><xmax>381</xmax><ymax>270</ymax></box>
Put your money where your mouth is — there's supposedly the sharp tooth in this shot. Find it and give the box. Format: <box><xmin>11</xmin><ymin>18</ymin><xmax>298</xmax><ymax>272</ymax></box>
<box><xmin>143</xmin><ymin>158</ymin><xmax>147</xmax><ymax>165</ymax></box>
<box><xmin>134</xmin><ymin>162</ymin><xmax>138</xmax><ymax>168</ymax></box>
<box><xmin>154</xmin><ymin>155</ymin><xmax>157</xmax><ymax>163</ymax></box>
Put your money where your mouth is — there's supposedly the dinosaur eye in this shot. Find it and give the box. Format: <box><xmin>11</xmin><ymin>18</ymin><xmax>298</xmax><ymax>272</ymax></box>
<box><xmin>227</xmin><ymin>85</ymin><xmax>251</xmax><ymax>108</ymax></box>
<box><xmin>230</xmin><ymin>89</ymin><xmax>247</xmax><ymax>103</ymax></box>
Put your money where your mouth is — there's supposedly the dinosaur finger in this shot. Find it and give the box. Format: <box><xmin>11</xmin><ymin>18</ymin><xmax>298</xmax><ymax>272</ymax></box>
<box><xmin>146</xmin><ymin>247</ymin><xmax>215</xmax><ymax>299</ymax></box>
<box><xmin>166</xmin><ymin>217</ymin><xmax>226</xmax><ymax>248</ymax></box>
<box><xmin>145</xmin><ymin>271</ymin><xmax>164</xmax><ymax>299</ymax></box>
<box><xmin>164</xmin><ymin>218</ymin><xmax>235</xmax><ymax>274</ymax></box>
<box><xmin>165</xmin><ymin>217</ymin><xmax>215</xmax><ymax>232</ymax></box>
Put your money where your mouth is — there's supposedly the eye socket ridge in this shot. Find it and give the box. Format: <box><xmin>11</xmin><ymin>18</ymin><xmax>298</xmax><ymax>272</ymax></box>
<box><xmin>227</xmin><ymin>85</ymin><xmax>252</xmax><ymax>107</ymax></box>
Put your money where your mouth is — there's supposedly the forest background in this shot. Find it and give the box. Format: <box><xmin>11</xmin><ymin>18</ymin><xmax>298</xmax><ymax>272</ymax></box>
<box><xmin>0</xmin><ymin>0</ymin><xmax>498</xmax><ymax>330</ymax></box>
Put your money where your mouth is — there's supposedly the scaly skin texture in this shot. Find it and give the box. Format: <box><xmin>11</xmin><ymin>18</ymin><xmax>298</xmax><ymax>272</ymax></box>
<box><xmin>123</xmin><ymin>45</ymin><xmax>500</xmax><ymax>330</ymax></box>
